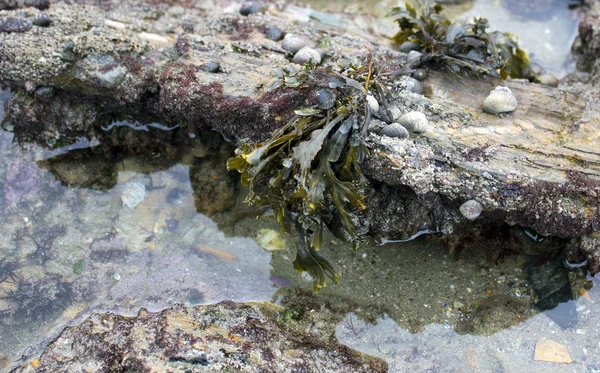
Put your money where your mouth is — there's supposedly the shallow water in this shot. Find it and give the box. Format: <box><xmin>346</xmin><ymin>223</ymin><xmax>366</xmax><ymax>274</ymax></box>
<box><xmin>295</xmin><ymin>0</ymin><xmax>581</xmax><ymax>77</ymax></box>
<box><xmin>1</xmin><ymin>83</ymin><xmax>599</xmax><ymax>372</ymax></box>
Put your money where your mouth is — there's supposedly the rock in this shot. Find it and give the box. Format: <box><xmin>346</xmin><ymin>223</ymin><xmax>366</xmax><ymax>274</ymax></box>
<box><xmin>32</xmin><ymin>12</ymin><xmax>51</xmax><ymax>27</ymax></box>
<box><xmin>121</xmin><ymin>181</ymin><xmax>146</xmax><ymax>209</ymax></box>
<box><xmin>282</xmin><ymin>34</ymin><xmax>307</xmax><ymax>54</ymax></box>
<box><xmin>534</xmin><ymin>338</ymin><xmax>573</xmax><ymax>363</ymax></box>
<box><xmin>265</xmin><ymin>25</ymin><xmax>283</xmax><ymax>41</ymax></box>
<box><xmin>240</xmin><ymin>2</ymin><xmax>261</xmax><ymax>16</ymax></box>
<box><xmin>203</xmin><ymin>60</ymin><xmax>221</xmax><ymax>73</ymax></box>
<box><xmin>366</xmin><ymin>94</ymin><xmax>379</xmax><ymax>113</ymax></box>
<box><xmin>482</xmin><ymin>86</ymin><xmax>518</xmax><ymax>114</ymax></box>
<box><xmin>292</xmin><ymin>47</ymin><xmax>321</xmax><ymax>65</ymax></box>
<box><xmin>0</xmin><ymin>0</ymin><xmax>49</xmax><ymax>10</ymax></box>
<box><xmin>398</xmin><ymin>111</ymin><xmax>428</xmax><ymax>133</ymax></box>
<box><xmin>407</xmin><ymin>50</ymin><xmax>422</xmax><ymax>65</ymax></box>
<box><xmin>316</xmin><ymin>89</ymin><xmax>336</xmax><ymax>110</ymax></box>
<box><xmin>395</xmin><ymin>76</ymin><xmax>423</xmax><ymax>94</ymax></box>
<box><xmin>12</xmin><ymin>302</ymin><xmax>388</xmax><ymax>372</ymax></box>
<box><xmin>255</xmin><ymin>229</ymin><xmax>286</xmax><ymax>251</ymax></box>
<box><xmin>399</xmin><ymin>41</ymin><xmax>420</xmax><ymax>53</ymax></box>
<box><xmin>412</xmin><ymin>69</ymin><xmax>428</xmax><ymax>80</ymax></box>
<box><xmin>380</xmin><ymin>123</ymin><xmax>409</xmax><ymax>139</ymax></box>
<box><xmin>459</xmin><ymin>200</ymin><xmax>483</xmax><ymax>221</ymax></box>
<box><xmin>537</xmin><ymin>73</ymin><xmax>559</xmax><ymax>87</ymax></box>
<box><xmin>580</xmin><ymin>237</ymin><xmax>600</xmax><ymax>274</ymax></box>
<box><xmin>0</xmin><ymin>17</ymin><xmax>32</xmax><ymax>33</ymax></box>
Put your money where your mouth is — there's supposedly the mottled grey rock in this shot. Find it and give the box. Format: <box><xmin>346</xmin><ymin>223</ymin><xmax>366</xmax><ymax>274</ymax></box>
<box><xmin>482</xmin><ymin>86</ymin><xmax>518</xmax><ymax>114</ymax></box>
<box><xmin>396</xmin><ymin>76</ymin><xmax>423</xmax><ymax>94</ymax></box>
<box><xmin>398</xmin><ymin>111</ymin><xmax>428</xmax><ymax>133</ymax></box>
<box><xmin>0</xmin><ymin>17</ymin><xmax>32</xmax><ymax>33</ymax></box>
<box><xmin>292</xmin><ymin>47</ymin><xmax>321</xmax><ymax>65</ymax></box>
<box><xmin>380</xmin><ymin>123</ymin><xmax>409</xmax><ymax>139</ymax></box>
<box><xmin>407</xmin><ymin>50</ymin><xmax>422</xmax><ymax>65</ymax></box>
<box><xmin>203</xmin><ymin>60</ymin><xmax>221</xmax><ymax>73</ymax></box>
<box><xmin>399</xmin><ymin>41</ymin><xmax>420</xmax><ymax>53</ymax></box>
<box><xmin>265</xmin><ymin>25</ymin><xmax>283</xmax><ymax>41</ymax></box>
<box><xmin>282</xmin><ymin>34</ymin><xmax>307</xmax><ymax>54</ymax></box>
<box><xmin>0</xmin><ymin>0</ymin><xmax>49</xmax><ymax>10</ymax></box>
<box><xmin>240</xmin><ymin>1</ymin><xmax>261</xmax><ymax>16</ymax></box>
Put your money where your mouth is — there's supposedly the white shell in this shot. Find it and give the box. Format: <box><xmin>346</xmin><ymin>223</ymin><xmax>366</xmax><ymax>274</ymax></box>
<box><xmin>282</xmin><ymin>34</ymin><xmax>307</xmax><ymax>54</ymax></box>
<box><xmin>121</xmin><ymin>181</ymin><xmax>146</xmax><ymax>209</ymax></box>
<box><xmin>292</xmin><ymin>47</ymin><xmax>321</xmax><ymax>65</ymax></box>
<box><xmin>366</xmin><ymin>94</ymin><xmax>379</xmax><ymax>113</ymax></box>
<box><xmin>482</xmin><ymin>86</ymin><xmax>518</xmax><ymax>114</ymax></box>
<box><xmin>398</xmin><ymin>111</ymin><xmax>428</xmax><ymax>133</ymax></box>
<box><xmin>380</xmin><ymin>123</ymin><xmax>409</xmax><ymax>139</ymax></box>
<box><xmin>460</xmin><ymin>200</ymin><xmax>483</xmax><ymax>221</ymax></box>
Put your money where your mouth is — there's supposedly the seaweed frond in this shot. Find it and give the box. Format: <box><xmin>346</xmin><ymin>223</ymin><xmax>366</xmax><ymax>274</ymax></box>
<box><xmin>228</xmin><ymin>56</ymin><xmax>385</xmax><ymax>291</ymax></box>
<box><xmin>390</xmin><ymin>0</ymin><xmax>535</xmax><ymax>80</ymax></box>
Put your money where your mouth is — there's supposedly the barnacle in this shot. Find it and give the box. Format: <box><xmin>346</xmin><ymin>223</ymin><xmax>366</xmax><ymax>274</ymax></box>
<box><xmin>228</xmin><ymin>56</ymin><xmax>383</xmax><ymax>291</ymax></box>
<box><xmin>391</xmin><ymin>0</ymin><xmax>535</xmax><ymax>80</ymax></box>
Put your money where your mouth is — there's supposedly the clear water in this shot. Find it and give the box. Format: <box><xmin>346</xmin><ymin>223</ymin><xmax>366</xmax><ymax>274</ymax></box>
<box><xmin>295</xmin><ymin>0</ymin><xmax>581</xmax><ymax>77</ymax></box>
<box><xmin>0</xmin><ymin>2</ymin><xmax>595</xmax><ymax>371</ymax></box>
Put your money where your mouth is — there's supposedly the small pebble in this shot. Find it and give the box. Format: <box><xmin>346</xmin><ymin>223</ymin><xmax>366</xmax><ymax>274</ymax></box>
<box><xmin>395</xmin><ymin>76</ymin><xmax>423</xmax><ymax>94</ymax></box>
<box><xmin>398</xmin><ymin>111</ymin><xmax>428</xmax><ymax>133</ymax></box>
<box><xmin>282</xmin><ymin>34</ymin><xmax>307</xmax><ymax>54</ymax></box>
<box><xmin>482</xmin><ymin>86</ymin><xmax>518</xmax><ymax>114</ymax></box>
<box><xmin>315</xmin><ymin>89</ymin><xmax>336</xmax><ymax>110</ymax></box>
<box><xmin>380</xmin><ymin>123</ymin><xmax>409</xmax><ymax>139</ymax></box>
<box><xmin>537</xmin><ymin>73</ymin><xmax>559</xmax><ymax>87</ymax></box>
<box><xmin>460</xmin><ymin>200</ymin><xmax>483</xmax><ymax>220</ymax></box>
<box><xmin>412</xmin><ymin>69</ymin><xmax>428</xmax><ymax>81</ymax></box>
<box><xmin>0</xmin><ymin>17</ymin><xmax>32</xmax><ymax>33</ymax></box>
<box><xmin>32</xmin><ymin>12</ymin><xmax>51</xmax><ymax>27</ymax></box>
<box><xmin>292</xmin><ymin>47</ymin><xmax>321</xmax><ymax>65</ymax></box>
<box><xmin>407</xmin><ymin>50</ymin><xmax>422</xmax><ymax>65</ymax></box>
<box><xmin>366</xmin><ymin>94</ymin><xmax>379</xmax><ymax>113</ymax></box>
<box><xmin>399</xmin><ymin>41</ymin><xmax>420</xmax><ymax>53</ymax></box>
<box><xmin>240</xmin><ymin>2</ymin><xmax>261</xmax><ymax>16</ymax></box>
<box><xmin>203</xmin><ymin>61</ymin><xmax>221</xmax><ymax>73</ymax></box>
<box><xmin>265</xmin><ymin>25</ymin><xmax>283</xmax><ymax>41</ymax></box>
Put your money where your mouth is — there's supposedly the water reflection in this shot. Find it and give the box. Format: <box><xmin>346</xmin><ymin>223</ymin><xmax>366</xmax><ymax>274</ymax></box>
<box><xmin>0</xmin><ymin>90</ymin><xmax>275</xmax><ymax>370</ymax></box>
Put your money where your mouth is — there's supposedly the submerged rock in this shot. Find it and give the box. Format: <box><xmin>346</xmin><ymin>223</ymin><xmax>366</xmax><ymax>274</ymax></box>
<box><xmin>482</xmin><ymin>86</ymin><xmax>518</xmax><ymax>114</ymax></box>
<box><xmin>13</xmin><ymin>302</ymin><xmax>388</xmax><ymax>372</ymax></box>
<box><xmin>0</xmin><ymin>17</ymin><xmax>32</xmax><ymax>33</ymax></box>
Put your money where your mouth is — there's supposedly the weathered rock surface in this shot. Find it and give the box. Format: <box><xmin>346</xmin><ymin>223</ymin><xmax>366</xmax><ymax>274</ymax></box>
<box><xmin>1</xmin><ymin>0</ymin><xmax>599</xmax><ymax>268</ymax></box>
<box><xmin>13</xmin><ymin>301</ymin><xmax>387</xmax><ymax>373</ymax></box>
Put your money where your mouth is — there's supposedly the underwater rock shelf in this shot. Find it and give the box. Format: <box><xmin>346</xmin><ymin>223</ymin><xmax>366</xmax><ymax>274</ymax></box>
<box><xmin>1</xmin><ymin>1</ymin><xmax>599</xmax><ymax>267</ymax></box>
<box><xmin>12</xmin><ymin>301</ymin><xmax>388</xmax><ymax>372</ymax></box>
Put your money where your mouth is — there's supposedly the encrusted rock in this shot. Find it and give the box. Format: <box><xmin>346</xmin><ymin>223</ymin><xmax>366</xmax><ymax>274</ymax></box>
<box><xmin>0</xmin><ymin>0</ymin><xmax>49</xmax><ymax>10</ymax></box>
<box><xmin>398</xmin><ymin>111</ymin><xmax>428</xmax><ymax>133</ymax></box>
<box><xmin>292</xmin><ymin>47</ymin><xmax>321</xmax><ymax>65</ymax></box>
<box><xmin>282</xmin><ymin>34</ymin><xmax>307</xmax><ymax>54</ymax></box>
<box><xmin>395</xmin><ymin>76</ymin><xmax>423</xmax><ymax>94</ymax></box>
<box><xmin>203</xmin><ymin>60</ymin><xmax>221</xmax><ymax>73</ymax></box>
<box><xmin>13</xmin><ymin>302</ymin><xmax>388</xmax><ymax>373</ymax></box>
<box><xmin>380</xmin><ymin>123</ymin><xmax>409</xmax><ymax>139</ymax></box>
<box><xmin>459</xmin><ymin>200</ymin><xmax>483</xmax><ymax>221</ymax></box>
<box><xmin>0</xmin><ymin>17</ymin><xmax>32</xmax><ymax>33</ymax></box>
<box><xmin>482</xmin><ymin>86</ymin><xmax>518</xmax><ymax>114</ymax></box>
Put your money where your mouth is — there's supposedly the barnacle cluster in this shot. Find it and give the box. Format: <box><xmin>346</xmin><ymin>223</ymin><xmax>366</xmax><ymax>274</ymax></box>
<box><xmin>228</xmin><ymin>55</ymin><xmax>388</xmax><ymax>291</ymax></box>
<box><xmin>391</xmin><ymin>0</ymin><xmax>535</xmax><ymax>80</ymax></box>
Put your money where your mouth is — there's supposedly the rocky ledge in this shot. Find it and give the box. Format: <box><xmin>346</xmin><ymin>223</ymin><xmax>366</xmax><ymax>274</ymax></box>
<box><xmin>12</xmin><ymin>301</ymin><xmax>387</xmax><ymax>372</ymax></box>
<box><xmin>1</xmin><ymin>0</ymin><xmax>599</xmax><ymax>268</ymax></box>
